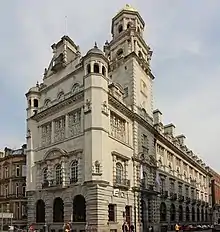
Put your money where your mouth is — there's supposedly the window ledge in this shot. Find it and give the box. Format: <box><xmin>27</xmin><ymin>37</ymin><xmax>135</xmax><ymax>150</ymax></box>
<box><xmin>92</xmin><ymin>173</ymin><xmax>102</xmax><ymax>176</ymax></box>
<box><xmin>107</xmin><ymin>221</ymin><xmax>119</xmax><ymax>225</ymax></box>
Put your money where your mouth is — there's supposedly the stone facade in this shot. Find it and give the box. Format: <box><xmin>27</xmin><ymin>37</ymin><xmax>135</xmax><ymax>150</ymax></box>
<box><xmin>153</xmin><ymin>110</ymin><xmax>212</xmax><ymax>229</ymax></box>
<box><xmin>0</xmin><ymin>145</ymin><xmax>27</xmax><ymax>230</ymax></box>
<box><xmin>210</xmin><ymin>168</ymin><xmax>220</xmax><ymax>224</ymax></box>
<box><xmin>25</xmin><ymin>4</ymin><xmax>158</xmax><ymax>232</ymax></box>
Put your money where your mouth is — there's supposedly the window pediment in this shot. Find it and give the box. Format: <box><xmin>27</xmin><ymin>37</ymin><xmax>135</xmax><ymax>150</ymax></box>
<box><xmin>44</xmin><ymin>148</ymin><xmax>67</xmax><ymax>161</ymax></box>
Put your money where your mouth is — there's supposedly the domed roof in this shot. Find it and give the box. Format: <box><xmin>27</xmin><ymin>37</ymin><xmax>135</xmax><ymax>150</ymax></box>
<box><xmin>86</xmin><ymin>42</ymin><xmax>104</xmax><ymax>55</ymax></box>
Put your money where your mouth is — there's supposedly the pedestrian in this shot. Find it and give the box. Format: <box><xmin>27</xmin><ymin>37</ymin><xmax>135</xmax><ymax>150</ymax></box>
<box><xmin>175</xmin><ymin>223</ymin><xmax>180</xmax><ymax>232</ymax></box>
<box><xmin>122</xmin><ymin>222</ymin><xmax>129</xmax><ymax>232</ymax></box>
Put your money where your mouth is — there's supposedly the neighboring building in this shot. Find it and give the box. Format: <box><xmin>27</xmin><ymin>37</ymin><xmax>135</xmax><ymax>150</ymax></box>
<box><xmin>0</xmin><ymin>145</ymin><xmax>27</xmax><ymax>230</ymax></box>
<box><xmin>25</xmin><ymin>4</ymin><xmax>160</xmax><ymax>232</ymax></box>
<box><xmin>153</xmin><ymin>110</ymin><xmax>212</xmax><ymax>229</ymax></box>
<box><xmin>210</xmin><ymin>168</ymin><xmax>220</xmax><ymax>223</ymax></box>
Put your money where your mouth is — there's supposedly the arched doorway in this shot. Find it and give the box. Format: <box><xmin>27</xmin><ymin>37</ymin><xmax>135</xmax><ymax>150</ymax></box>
<box><xmin>186</xmin><ymin>206</ymin><xmax>190</xmax><ymax>222</ymax></box>
<box><xmin>160</xmin><ymin>202</ymin><xmax>166</xmax><ymax>222</ymax></box>
<box><xmin>170</xmin><ymin>204</ymin><xmax>176</xmax><ymax>222</ymax></box>
<box><xmin>192</xmin><ymin>207</ymin><xmax>195</xmax><ymax>222</ymax></box>
<box><xmin>197</xmin><ymin>207</ymin><xmax>200</xmax><ymax>222</ymax></box>
<box><xmin>73</xmin><ymin>195</ymin><xmax>86</xmax><ymax>222</ymax></box>
<box><xmin>53</xmin><ymin>197</ymin><xmax>64</xmax><ymax>222</ymax></box>
<box><xmin>36</xmin><ymin>199</ymin><xmax>45</xmax><ymax>223</ymax></box>
<box><xmin>141</xmin><ymin>200</ymin><xmax>147</xmax><ymax>231</ymax></box>
<box><xmin>201</xmin><ymin>208</ymin><xmax>204</xmax><ymax>222</ymax></box>
<box><xmin>179</xmin><ymin>205</ymin><xmax>183</xmax><ymax>222</ymax></box>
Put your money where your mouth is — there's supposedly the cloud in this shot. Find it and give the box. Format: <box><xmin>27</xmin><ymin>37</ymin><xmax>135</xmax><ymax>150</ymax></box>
<box><xmin>0</xmin><ymin>0</ymin><xmax>220</xmax><ymax>171</ymax></box>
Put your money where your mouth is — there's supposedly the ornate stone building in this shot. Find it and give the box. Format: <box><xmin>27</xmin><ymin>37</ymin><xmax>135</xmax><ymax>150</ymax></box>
<box><xmin>153</xmin><ymin>110</ymin><xmax>212</xmax><ymax>229</ymax></box>
<box><xmin>26</xmin><ymin>4</ymin><xmax>159</xmax><ymax>232</ymax></box>
<box><xmin>210</xmin><ymin>168</ymin><xmax>220</xmax><ymax>224</ymax></box>
<box><xmin>0</xmin><ymin>145</ymin><xmax>27</xmax><ymax>230</ymax></box>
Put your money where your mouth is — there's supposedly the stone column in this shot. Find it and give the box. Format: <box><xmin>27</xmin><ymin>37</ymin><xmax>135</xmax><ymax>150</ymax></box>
<box><xmin>65</xmin><ymin>114</ymin><xmax>69</xmax><ymax>138</ymax></box>
<box><xmin>51</xmin><ymin>121</ymin><xmax>54</xmax><ymax>143</ymax></box>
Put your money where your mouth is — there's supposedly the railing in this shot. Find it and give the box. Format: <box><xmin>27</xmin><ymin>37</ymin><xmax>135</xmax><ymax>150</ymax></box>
<box><xmin>113</xmin><ymin>178</ymin><xmax>130</xmax><ymax>189</ymax></box>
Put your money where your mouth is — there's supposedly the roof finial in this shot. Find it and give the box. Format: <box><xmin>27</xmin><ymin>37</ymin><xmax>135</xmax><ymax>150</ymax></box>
<box><xmin>94</xmin><ymin>42</ymin><xmax>98</xmax><ymax>48</ymax></box>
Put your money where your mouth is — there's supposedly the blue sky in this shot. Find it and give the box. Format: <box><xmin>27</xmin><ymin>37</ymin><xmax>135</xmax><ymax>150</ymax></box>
<box><xmin>0</xmin><ymin>0</ymin><xmax>220</xmax><ymax>171</ymax></box>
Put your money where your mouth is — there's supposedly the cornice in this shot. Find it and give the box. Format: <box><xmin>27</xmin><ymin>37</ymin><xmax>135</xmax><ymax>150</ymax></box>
<box><xmin>31</xmin><ymin>91</ymin><xmax>84</xmax><ymax>121</ymax></box>
<box><xmin>108</xmin><ymin>93</ymin><xmax>210</xmax><ymax>176</ymax></box>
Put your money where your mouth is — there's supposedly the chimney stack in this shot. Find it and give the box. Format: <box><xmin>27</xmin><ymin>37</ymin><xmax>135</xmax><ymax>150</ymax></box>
<box><xmin>164</xmin><ymin>123</ymin><xmax>175</xmax><ymax>136</ymax></box>
<box><xmin>153</xmin><ymin>109</ymin><xmax>162</xmax><ymax>124</ymax></box>
<box><xmin>176</xmin><ymin>134</ymin><xmax>186</xmax><ymax>146</ymax></box>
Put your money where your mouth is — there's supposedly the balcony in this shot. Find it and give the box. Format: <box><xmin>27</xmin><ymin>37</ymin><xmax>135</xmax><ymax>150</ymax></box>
<box><xmin>205</xmin><ymin>202</ymin><xmax>209</xmax><ymax>207</ymax></box>
<box><xmin>70</xmin><ymin>178</ymin><xmax>78</xmax><ymax>184</ymax></box>
<box><xmin>113</xmin><ymin>178</ymin><xmax>130</xmax><ymax>190</ymax></box>
<box><xmin>170</xmin><ymin>193</ymin><xmax>177</xmax><ymax>201</ymax></box>
<box><xmin>186</xmin><ymin>197</ymin><xmax>191</xmax><ymax>204</ymax></box>
<box><xmin>197</xmin><ymin>199</ymin><xmax>201</xmax><ymax>205</ymax></box>
<box><xmin>178</xmin><ymin>194</ymin><xmax>184</xmax><ymax>202</ymax></box>
<box><xmin>141</xmin><ymin>182</ymin><xmax>158</xmax><ymax>195</ymax></box>
<box><xmin>41</xmin><ymin>180</ymin><xmax>63</xmax><ymax>189</ymax></box>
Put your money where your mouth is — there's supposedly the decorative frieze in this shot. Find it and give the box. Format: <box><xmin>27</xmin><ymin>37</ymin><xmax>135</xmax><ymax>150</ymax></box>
<box><xmin>41</xmin><ymin>123</ymin><xmax>52</xmax><ymax>146</ymax></box>
<box><xmin>68</xmin><ymin>109</ymin><xmax>81</xmax><ymax>137</ymax></box>
<box><xmin>54</xmin><ymin>116</ymin><xmax>65</xmax><ymax>142</ymax></box>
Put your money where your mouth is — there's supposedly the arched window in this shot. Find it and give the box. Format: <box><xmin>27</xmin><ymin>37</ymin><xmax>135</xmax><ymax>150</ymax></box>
<box><xmin>137</xmin><ymin>27</ymin><xmax>141</xmax><ymax>33</ymax></box>
<box><xmin>55</xmin><ymin>164</ymin><xmax>62</xmax><ymax>185</ymax></box>
<box><xmin>16</xmin><ymin>183</ymin><xmax>19</xmax><ymax>197</ymax></box>
<box><xmin>33</xmin><ymin>99</ymin><xmax>38</xmax><ymax>108</ymax></box>
<box><xmin>70</xmin><ymin>160</ymin><xmax>78</xmax><ymax>184</ymax></box>
<box><xmin>179</xmin><ymin>205</ymin><xmax>183</xmax><ymax>222</ymax></box>
<box><xmin>116</xmin><ymin>162</ymin><xmax>123</xmax><ymax>184</ymax></box>
<box><xmin>143</xmin><ymin>172</ymin><xmax>147</xmax><ymax>188</ymax></box>
<box><xmin>205</xmin><ymin>209</ymin><xmax>208</xmax><ymax>222</ymax></box>
<box><xmin>102</xmin><ymin>66</ymin><xmax>106</xmax><ymax>76</ymax></box>
<box><xmin>53</xmin><ymin>197</ymin><xmax>64</xmax><ymax>222</ymax></box>
<box><xmin>95</xmin><ymin>161</ymin><xmax>101</xmax><ymax>174</ymax></box>
<box><xmin>197</xmin><ymin>207</ymin><xmax>200</xmax><ymax>222</ymax></box>
<box><xmin>94</xmin><ymin>63</ymin><xmax>99</xmax><ymax>73</ymax></box>
<box><xmin>117</xmin><ymin>49</ymin><xmax>123</xmax><ymax>58</ymax></box>
<box><xmin>186</xmin><ymin>206</ymin><xmax>190</xmax><ymax>221</ymax></box>
<box><xmin>36</xmin><ymin>199</ymin><xmax>45</xmax><ymax>223</ymax></box>
<box><xmin>170</xmin><ymin>204</ymin><xmax>176</xmax><ymax>222</ymax></box>
<box><xmin>118</xmin><ymin>25</ymin><xmax>123</xmax><ymax>33</ymax></box>
<box><xmin>73</xmin><ymin>195</ymin><xmax>86</xmax><ymax>222</ymax></box>
<box><xmin>22</xmin><ymin>183</ymin><xmax>26</xmax><ymax>197</ymax></box>
<box><xmin>28</xmin><ymin>99</ymin><xmax>31</xmax><ymax>107</ymax></box>
<box><xmin>160</xmin><ymin>202</ymin><xmax>166</xmax><ymax>222</ymax></box>
<box><xmin>87</xmin><ymin>64</ymin><xmax>91</xmax><ymax>74</ymax></box>
<box><xmin>201</xmin><ymin>207</ymin><xmax>204</xmax><ymax>222</ymax></box>
<box><xmin>192</xmin><ymin>207</ymin><xmax>195</xmax><ymax>221</ymax></box>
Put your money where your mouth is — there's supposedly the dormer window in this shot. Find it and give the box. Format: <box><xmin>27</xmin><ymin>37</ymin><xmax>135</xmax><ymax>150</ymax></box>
<box><xmin>127</xmin><ymin>23</ymin><xmax>131</xmax><ymax>29</ymax></box>
<box><xmin>118</xmin><ymin>25</ymin><xmax>123</xmax><ymax>33</ymax></box>
<box><xmin>117</xmin><ymin>49</ymin><xmax>123</xmax><ymax>59</ymax></box>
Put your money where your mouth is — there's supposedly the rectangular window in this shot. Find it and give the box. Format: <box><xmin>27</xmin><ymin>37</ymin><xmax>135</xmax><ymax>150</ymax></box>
<box><xmin>110</xmin><ymin>112</ymin><xmax>126</xmax><ymax>143</ymax></box>
<box><xmin>178</xmin><ymin>185</ymin><xmax>182</xmax><ymax>195</ymax></box>
<box><xmin>54</xmin><ymin>116</ymin><xmax>65</xmax><ymax>142</ymax></box>
<box><xmin>185</xmin><ymin>187</ymin><xmax>189</xmax><ymax>197</ymax></box>
<box><xmin>108</xmin><ymin>204</ymin><xmax>116</xmax><ymax>222</ymax></box>
<box><xmin>68</xmin><ymin>109</ymin><xmax>81</xmax><ymax>137</ymax></box>
<box><xmin>170</xmin><ymin>181</ymin><xmax>175</xmax><ymax>192</ymax></box>
<box><xmin>41</xmin><ymin>122</ymin><xmax>52</xmax><ymax>146</ymax></box>
<box><xmin>160</xmin><ymin>179</ymin><xmax>165</xmax><ymax>193</ymax></box>
<box><xmin>191</xmin><ymin>189</ymin><xmax>195</xmax><ymax>199</ymax></box>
